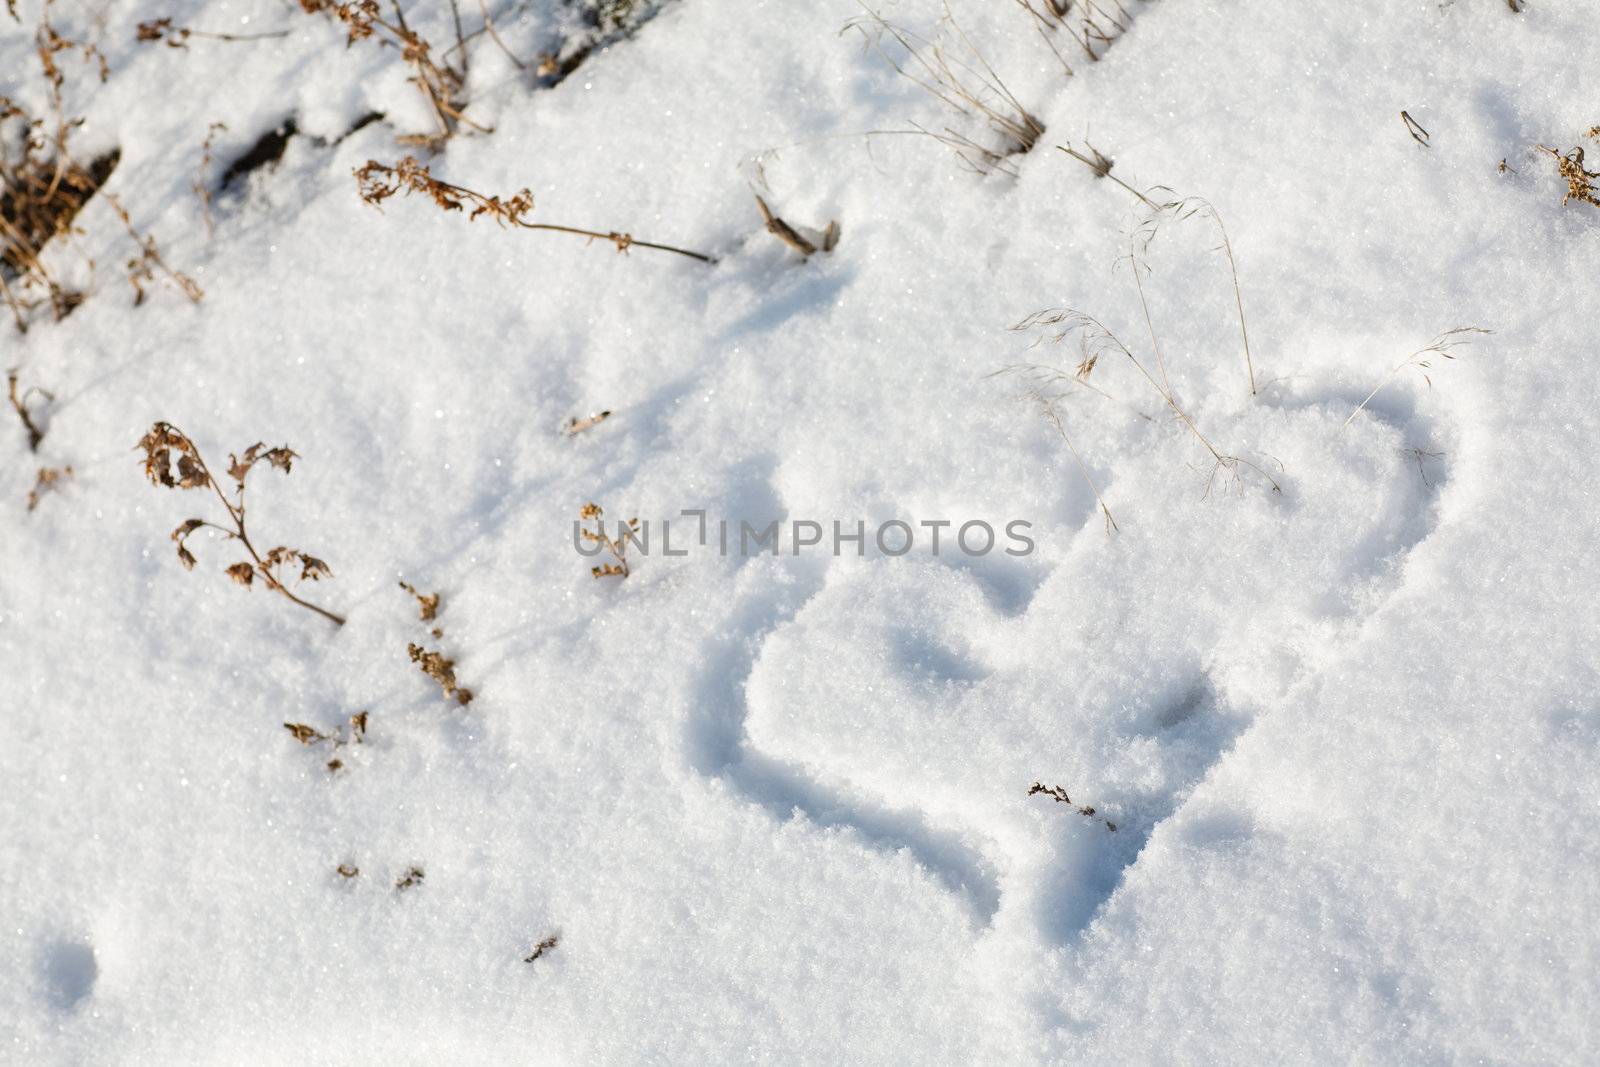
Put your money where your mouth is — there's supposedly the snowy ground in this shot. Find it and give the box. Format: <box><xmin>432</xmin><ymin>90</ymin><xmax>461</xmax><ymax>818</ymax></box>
<box><xmin>2</xmin><ymin>0</ymin><xmax>1598</xmax><ymax>1062</ymax></box>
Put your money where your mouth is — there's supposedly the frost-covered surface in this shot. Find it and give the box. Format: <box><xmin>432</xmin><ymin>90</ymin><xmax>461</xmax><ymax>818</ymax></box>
<box><xmin>2</xmin><ymin>0</ymin><xmax>1598</xmax><ymax>1062</ymax></box>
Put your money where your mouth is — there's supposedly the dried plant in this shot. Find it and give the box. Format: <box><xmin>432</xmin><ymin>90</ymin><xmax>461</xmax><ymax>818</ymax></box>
<box><xmin>337</xmin><ymin>863</ymin><xmax>360</xmax><ymax>878</ymax></box>
<box><xmin>395</xmin><ymin>865</ymin><xmax>425</xmax><ymax>891</ymax></box>
<box><xmin>1028</xmin><ymin>780</ymin><xmax>1116</xmax><ymax>832</ymax></box>
<box><xmin>1343</xmin><ymin>328</ymin><xmax>1489</xmax><ymax>429</ymax></box>
<box><xmin>408</xmin><ymin>642</ymin><xmax>474</xmax><ymax>705</ymax></box>
<box><xmin>137</xmin><ymin>422</ymin><xmax>346</xmax><ymax>626</ymax></box>
<box><xmin>524</xmin><ymin>934</ymin><xmax>560</xmax><ymax>963</ymax></box>
<box><xmin>1057</xmin><ymin>141</ymin><xmax>1158</xmax><ymax>207</ymax></box>
<box><xmin>7</xmin><ymin>370</ymin><xmax>50</xmax><ymax>449</ymax></box>
<box><xmin>1008</xmin><ymin>309</ymin><xmax>1281</xmax><ymax>500</ymax></box>
<box><xmin>0</xmin><ymin>4</ymin><xmax>115</xmax><ymax>330</ymax></box>
<box><xmin>284</xmin><ymin>711</ymin><xmax>369</xmax><ymax>772</ymax></box>
<box><xmin>1133</xmin><ymin>192</ymin><xmax>1258</xmax><ymax>396</ymax></box>
<box><xmin>135</xmin><ymin>18</ymin><xmax>290</xmax><ymax>47</ymax></box>
<box><xmin>1537</xmin><ymin>143</ymin><xmax>1599</xmax><ymax>208</ymax></box>
<box><xmin>194</xmin><ymin>122</ymin><xmax>226</xmax><ymax>236</ymax></box>
<box><xmin>849</xmin><ymin>6</ymin><xmax>1044</xmax><ymax>177</ymax></box>
<box><xmin>104</xmin><ymin>193</ymin><xmax>203</xmax><ymax>305</ymax></box>
<box><xmin>399</xmin><ymin>580</ymin><xmax>440</xmax><ymax>621</ymax></box>
<box><xmin>1403</xmin><ymin>446</ymin><xmax>1446</xmax><ymax>487</ymax></box>
<box><xmin>578</xmin><ymin>502</ymin><xmax>636</xmax><ymax>578</ymax></box>
<box><xmin>354</xmin><ymin>157</ymin><xmax>714</xmax><ymax>262</ymax></box>
<box><xmin>565</xmin><ymin>410</ymin><xmax>612</xmax><ymax>435</ymax></box>
<box><xmin>26</xmin><ymin>464</ymin><xmax>71</xmax><ymax>511</ymax></box>
<box><xmin>1012</xmin><ymin>0</ymin><xmax>1130</xmax><ymax>64</ymax></box>
<box><xmin>297</xmin><ymin>0</ymin><xmax>485</xmax><ymax>146</ymax></box>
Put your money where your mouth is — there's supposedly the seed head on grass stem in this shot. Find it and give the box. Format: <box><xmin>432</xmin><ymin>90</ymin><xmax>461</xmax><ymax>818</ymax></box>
<box><xmin>137</xmin><ymin>422</ymin><xmax>345</xmax><ymax>626</ymax></box>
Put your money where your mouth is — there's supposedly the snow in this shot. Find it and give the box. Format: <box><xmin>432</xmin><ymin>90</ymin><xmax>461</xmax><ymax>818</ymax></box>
<box><xmin>2</xmin><ymin>0</ymin><xmax>1598</xmax><ymax>1061</ymax></box>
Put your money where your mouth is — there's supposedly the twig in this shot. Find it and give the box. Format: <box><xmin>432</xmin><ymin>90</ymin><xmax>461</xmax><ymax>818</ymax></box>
<box><xmin>1400</xmin><ymin>110</ymin><xmax>1430</xmax><ymax>148</ymax></box>
<box><xmin>354</xmin><ymin>157</ymin><xmax>714</xmax><ymax>263</ymax></box>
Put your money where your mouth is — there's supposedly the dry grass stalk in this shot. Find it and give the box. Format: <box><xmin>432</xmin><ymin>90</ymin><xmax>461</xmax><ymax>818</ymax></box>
<box><xmin>354</xmin><ymin>157</ymin><xmax>714</xmax><ymax>262</ymax></box>
<box><xmin>1015</xmin><ymin>0</ymin><xmax>1130</xmax><ymax>63</ymax></box>
<box><xmin>284</xmin><ymin>711</ymin><xmax>369</xmax><ymax>772</ymax></box>
<box><xmin>578</xmin><ymin>502</ymin><xmax>635</xmax><ymax>578</ymax></box>
<box><xmin>1057</xmin><ymin>142</ymin><xmax>1160</xmax><ymax>208</ymax></box>
<box><xmin>26</xmin><ymin>465</ymin><xmax>71</xmax><ymax>511</ymax></box>
<box><xmin>408</xmin><ymin>643</ymin><xmax>473</xmax><ymax>704</ymax></box>
<box><xmin>1403</xmin><ymin>446</ymin><xmax>1446</xmax><ymax>487</ymax></box>
<box><xmin>135</xmin><ymin>18</ymin><xmax>290</xmax><ymax>47</ymax></box>
<box><xmin>849</xmin><ymin>5</ymin><xmax>1044</xmax><ymax>176</ymax></box>
<box><xmin>1537</xmin><ymin>144</ymin><xmax>1599</xmax><ymax>208</ymax></box>
<box><xmin>1028</xmin><ymin>781</ymin><xmax>1116</xmax><ymax>832</ymax></box>
<box><xmin>137</xmin><ymin>422</ymin><xmax>345</xmax><ymax>626</ymax></box>
<box><xmin>1133</xmin><ymin>192</ymin><xmax>1257</xmax><ymax>396</ymax></box>
<box><xmin>194</xmin><ymin>122</ymin><xmax>226</xmax><ymax>236</ymax></box>
<box><xmin>104</xmin><ymin>192</ymin><xmax>203</xmax><ymax>305</ymax></box>
<box><xmin>474</xmin><ymin>0</ymin><xmax>527</xmax><ymax>69</ymax></box>
<box><xmin>297</xmin><ymin>0</ymin><xmax>485</xmax><ymax>146</ymax></box>
<box><xmin>1343</xmin><ymin>327</ymin><xmax>1489</xmax><ymax>429</ymax></box>
<box><xmin>1012</xmin><ymin>309</ymin><xmax>1281</xmax><ymax>497</ymax></box>
<box><xmin>7</xmin><ymin>369</ymin><xmax>50</xmax><ymax>450</ymax></box>
<box><xmin>395</xmin><ymin>866</ymin><xmax>425</xmax><ymax>891</ymax></box>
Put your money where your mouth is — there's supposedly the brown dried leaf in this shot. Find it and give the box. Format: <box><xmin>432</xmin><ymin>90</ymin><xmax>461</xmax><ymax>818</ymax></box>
<box><xmin>226</xmin><ymin>561</ymin><xmax>255</xmax><ymax>587</ymax></box>
<box><xmin>227</xmin><ymin>443</ymin><xmax>264</xmax><ymax>483</ymax></box>
<box><xmin>284</xmin><ymin>722</ymin><xmax>324</xmax><ymax>744</ymax></box>
<box><xmin>176</xmin><ymin>453</ymin><xmax>209</xmax><ymax>489</ymax></box>
<box><xmin>399</xmin><ymin>581</ymin><xmax>439</xmax><ymax>620</ymax></box>
<box><xmin>264</xmin><ymin>446</ymin><xmax>298</xmax><ymax>473</ymax></box>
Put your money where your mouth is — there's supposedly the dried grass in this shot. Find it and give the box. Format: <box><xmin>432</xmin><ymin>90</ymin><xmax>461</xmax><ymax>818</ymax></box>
<box><xmin>1343</xmin><ymin>327</ymin><xmax>1489</xmax><ymax>429</ymax></box>
<box><xmin>849</xmin><ymin>5</ymin><xmax>1044</xmax><ymax>177</ymax></box>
